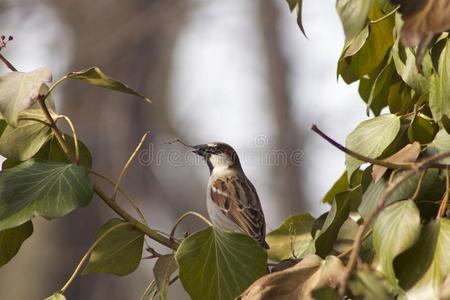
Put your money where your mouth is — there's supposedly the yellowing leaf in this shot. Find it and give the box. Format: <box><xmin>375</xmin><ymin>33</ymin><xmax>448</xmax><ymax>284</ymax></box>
<box><xmin>266</xmin><ymin>214</ymin><xmax>315</xmax><ymax>261</ymax></box>
<box><xmin>239</xmin><ymin>255</ymin><xmax>344</xmax><ymax>300</ymax></box>
<box><xmin>397</xmin><ymin>0</ymin><xmax>450</xmax><ymax>48</ymax></box>
<box><xmin>371</xmin><ymin>142</ymin><xmax>420</xmax><ymax>183</ymax></box>
<box><xmin>0</xmin><ymin>68</ymin><xmax>52</xmax><ymax>126</ymax></box>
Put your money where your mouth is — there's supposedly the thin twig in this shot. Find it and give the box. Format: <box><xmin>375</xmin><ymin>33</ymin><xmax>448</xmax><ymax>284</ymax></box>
<box><xmin>370</xmin><ymin>6</ymin><xmax>400</xmax><ymax>24</ymax></box>
<box><xmin>311</xmin><ymin>125</ymin><xmax>410</xmax><ymax>170</ymax></box>
<box><xmin>56</xmin><ymin>115</ymin><xmax>80</xmax><ymax>163</ymax></box>
<box><xmin>170</xmin><ymin>211</ymin><xmax>212</xmax><ymax>241</ymax></box>
<box><xmin>89</xmin><ymin>169</ymin><xmax>149</xmax><ymax>226</ymax></box>
<box><xmin>59</xmin><ymin>222</ymin><xmax>130</xmax><ymax>294</ymax></box>
<box><xmin>311</xmin><ymin>124</ymin><xmax>450</xmax><ymax>170</ymax></box>
<box><xmin>112</xmin><ymin>132</ymin><xmax>150</xmax><ymax>201</ymax></box>
<box><xmin>0</xmin><ymin>53</ymin><xmax>17</xmax><ymax>71</ymax></box>
<box><xmin>37</xmin><ymin>96</ymin><xmax>76</xmax><ymax>162</ymax></box>
<box><xmin>438</xmin><ymin>167</ymin><xmax>450</xmax><ymax>218</ymax></box>
<box><xmin>338</xmin><ymin>151</ymin><xmax>450</xmax><ymax>296</ymax></box>
<box><xmin>411</xmin><ymin>171</ymin><xmax>425</xmax><ymax>201</ymax></box>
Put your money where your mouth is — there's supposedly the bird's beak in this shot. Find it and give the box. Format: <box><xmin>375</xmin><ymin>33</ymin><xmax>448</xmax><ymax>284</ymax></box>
<box><xmin>192</xmin><ymin>144</ymin><xmax>208</xmax><ymax>157</ymax></box>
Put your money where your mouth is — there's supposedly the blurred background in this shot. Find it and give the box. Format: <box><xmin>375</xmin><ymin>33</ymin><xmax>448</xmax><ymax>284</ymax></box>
<box><xmin>0</xmin><ymin>0</ymin><xmax>366</xmax><ymax>299</ymax></box>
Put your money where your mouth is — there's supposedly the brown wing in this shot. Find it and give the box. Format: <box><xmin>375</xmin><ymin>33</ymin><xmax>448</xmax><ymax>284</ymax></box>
<box><xmin>210</xmin><ymin>176</ymin><xmax>268</xmax><ymax>248</ymax></box>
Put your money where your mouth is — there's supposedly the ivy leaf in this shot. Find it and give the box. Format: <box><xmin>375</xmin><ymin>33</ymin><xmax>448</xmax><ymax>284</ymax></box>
<box><xmin>426</xmin><ymin>129</ymin><xmax>450</xmax><ymax>164</ymax></box>
<box><xmin>82</xmin><ymin>218</ymin><xmax>144</xmax><ymax>276</ymax></box>
<box><xmin>407</xmin><ymin>114</ymin><xmax>438</xmax><ymax>144</ymax></box>
<box><xmin>373</xmin><ymin>200</ymin><xmax>421</xmax><ymax>285</ymax></box>
<box><xmin>0</xmin><ymin>67</ymin><xmax>52</xmax><ymax>126</ymax></box>
<box><xmin>322</xmin><ymin>172</ymin><xmax>348</xmax><ymax>204</ymax></box>
<box><xmin>285</xmin><ymin>0</ymin><xmax>306</xmax><ymax>37</ymax></box>
<box><xmin>175</xmin><ymin>227</ymin><xmax>267</xmax><ymax>300</ymax></box>
<box><xmin>364</xmin><ymin>58</ymin><xmax>396</xmax><ymax>116</ymax></box>
<box><xmin>430</xmin><ymin>39</ymin><xmax>450</xmax><ymax>125</ymax></box>
<box><xmin>349</xmin><ymin>268</ymin><xmax>396</xmax><ymax>300</ymax></box>
<box><xmin>0</xmin><ymin>109</ymin><xmax>54</xmax><ymax>161</ymax></box>
<box><xmin>371</xmin><ymin>142</ymin><xmax>421</xmax><ymax>183</ymax></box>
<box><xmin>238</xmin><ymin>255</ymin><xmax>345</xmax><ymax>300</ymax></box>
<box><xmin>0</xmin><ymin>160</ymin><xmax>93</xmax><ymax>231</ymax></box>
<box><xmin>315</xmin><ymin>191</ymin><xmax>353</xmax><ymax>257</ymax></box>
<box><xmin>359</xmin><ymin>169</ymin><xmax>438</xmax><ymax>220</ymax></box>
<box><xmin>392</xmin><ymin>40</ymin><xmax>432</xmax><ymax>95</ymax></box>
<box><xmin>153</xmin><ymin>254</ymin><xmax>178</xmax><ymax>300</ymax></box>
<box><xmin>44</xmin><ymin>293</ymin><xmax>67</xmax><ymax>300</ymax></box>
<box><xmin>336</xmin><ymin>0</ymin><xmax>374</xmax><ymax>42</ymax></box>
<box><xmin>395</xmin><ymin>218</ymin><xmax>450</xmax><ymax>299</ymax></box>
<box><xmin>0</xmin><ymin>221</ymin><xmax>33</xmax><ymax>267</ymax></box>
<box><xmin>337</xmin><ymin>2</ymin><xmax>395</xmax><ymax>84</ymax></box>
<box><xmin>345</xmin><ymin>114</ymin><xmax>401</xmax><ymax>178</ymax></box>
<box><xmin>36</xmin><ymin>134</ymin><xmax>93</xmax><ymax>169</ymax></box>
<box><xmin>266</xmin><ymin>213</ymin><xmax>316</xmax><ymax>261</ymax></box>
<box><xmin>64</xmin><ymin>67</ymin><xmax>151</xmax><ymax>103</ymax></box>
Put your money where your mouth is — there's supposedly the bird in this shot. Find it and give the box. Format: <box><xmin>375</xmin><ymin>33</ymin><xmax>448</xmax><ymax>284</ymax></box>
<box><xmin>192</xmin><ymin>142</ymin><xmax>269</xmax><ymax>249</ymax></box>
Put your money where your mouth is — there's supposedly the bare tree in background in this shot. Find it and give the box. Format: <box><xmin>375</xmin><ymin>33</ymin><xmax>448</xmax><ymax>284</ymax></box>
<box><xmin>259</xmin><ymin>0</ymin><xmax>309</xmax><ymax>214</ymax></box>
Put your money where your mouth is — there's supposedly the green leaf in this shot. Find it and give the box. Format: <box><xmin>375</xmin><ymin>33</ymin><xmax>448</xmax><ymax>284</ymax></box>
<box><xmin>175</xmin><ymin>227</ymin><xmax>267</xmax><ymax>300</ymax></box>
<box><xmin>285</xmin><ymin>0</ymin><xmax>306</xmax><ymax>37</ymax></box>
<box><xmin>430</xmin><ymin>39</ymin><xmax>450</xmax><ymax>128</ymax></box>
<box><xmin>336</xmin><ymin>0</ymin><xmax>373</xmax><ymax>42</ymax></box>
<box><xmin>322</xmin><ymin>172</ymin><xmax>348</xmax><ymax>204</ymax></box>
<box><xmin>345</xmin><ymin>114</ymin><xmax>401</xmax><ymax>178</ymax></box>
<box><xmin>407</xmin><ymin>114</ymin><xmax>438</xmax><ymax>144</ymax></box>
<box><xmin>315</xmin><ymin>191</ymin><xmax>352</xmax><ymax>257</ymax></box>
<box><xmin>64</xmin><ymin>67</ymin><xmax>151</xmax><ymax>103</ymax></box>
<box><xmin>373</xmin><ymin>200</ymin><xmax>421</xmax><ymax>285</ymax></box>
<box><xmin>427</xmin><ymin>129</ymin><xmax>450</xmax><ymax>164</ymax></box>
<box><xmin>0</xmin><ymin>109</ymin><xmax>53</xmax><ymax>161</ymax></box>
<box><xmin>36</xmin><ymin>134</ymin><xmax>93</xmax><ymax>168</ymax></box>
<box><xmin>366</xmin><ymin>58</ymin><xmax>396</xmax><ymax>116</ymax></box>
<box><xmin>395</xmin><ymin>219</ymin><xmax>450</xmax><ymax>299</ymax></box>
<box><xmin>337</xmin><ymin>2</ymin><xmax>395</xmax><ymax>84</ymax></box>
<box><xmin>266</xmin><ymin>213</ymin><xmax>315</xmax><ymax>261</ymax></box>
<box><xmin>153</xmin><ymin>254</ymin><xmax>178</xmax><ymax>300</ymax></box>
<box><xmin>0</xmin><ymin>221</ymin><xmax>33</xmax><ymax>267</ymax></box>
<box><xmin>349</xmin><ymin>268</ymin><xmax>395</xmax><ymax>300</ymax></box>
<box><xmin>392</xmin><ymin>41</ymin><xmax>432</xmax><ymax>95</ymax></box>
<box><xmin>0</xmin><ymin>160</ymin><xmax>93</xmax><ymax>231</ymax></box>
<box><xmin>44</xmin><ymin>293</ymin><xmax>67</xmax><ymax>300</ymax></box>
<box><xmin>0</xmin><ymin>68</ymin><xmax>52</xmax><ymax>126</ymax></box>
<box><xmin>359</xmin><ymin>169</ymin><xmax>438</xmax><ymax>220</ymax></box>
<box><xmin>82</xmin><ymin>218</ymin><xmax>144</xmax><ymax>276</ymax></box>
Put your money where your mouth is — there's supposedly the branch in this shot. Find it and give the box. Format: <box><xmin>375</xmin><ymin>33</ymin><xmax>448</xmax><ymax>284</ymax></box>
<box><xmin>0</xmin><ymin>53</ymin><xmax>17</xmax><ymax>71</ymax></box>
<box><xmin>311</xmin><ymin>124</ymin><xmax>450</xmax><ymax>170</ymax></box>
<box><xmin>338</xmin><ymin>150</ymin><xmax>450</xmax><ymax>296</ymax></box>
<box><xmin>94</xmin><ymin>185</ymin><xmax>179</xmax><ymax>250</ymax></box>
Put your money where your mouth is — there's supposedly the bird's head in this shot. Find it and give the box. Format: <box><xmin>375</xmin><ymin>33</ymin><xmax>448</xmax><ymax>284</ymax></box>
<box><xmin>193</xmin><ymin>142</ymin><xmax>241</xmax><ymax>172</ymax></box>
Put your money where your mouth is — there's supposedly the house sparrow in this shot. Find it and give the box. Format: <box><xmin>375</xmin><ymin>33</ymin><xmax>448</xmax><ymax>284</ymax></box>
<box><xmin>193</xmin><ymin>142</ymin><xmax>269</xmax><ymax>249</ymax></box>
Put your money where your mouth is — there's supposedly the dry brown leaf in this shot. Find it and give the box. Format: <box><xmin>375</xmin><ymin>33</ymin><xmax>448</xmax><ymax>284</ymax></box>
<box><xmin>237</xmin><ymin>255</ymin><xmax>344</xmax><ymax>300</ymax></box>
<box><xmin>371</xmin><ymin>142</ymin><xmax>421</xmax><ymax>183</ymax></box>
<box><xmin>396</xmin><ymin>0</ymin><xmax>450</xmax><ymax>48</ymax></box>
